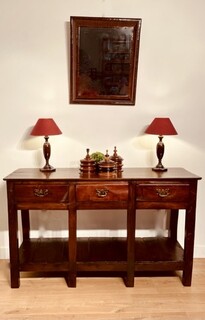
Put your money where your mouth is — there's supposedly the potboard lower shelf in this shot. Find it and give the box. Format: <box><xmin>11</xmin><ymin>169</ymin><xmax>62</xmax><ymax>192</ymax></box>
<box><xmin>19</xmin><ymin>237</ymin><xmax>184</xmax><ymax>273</ymax></box>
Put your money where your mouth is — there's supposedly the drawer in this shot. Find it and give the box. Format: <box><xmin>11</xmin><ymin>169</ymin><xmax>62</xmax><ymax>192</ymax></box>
<box><xmin>14</xmin><ymin>184</ymin><xmax>69</xmax><ymax>203</ymax></box>
<box><xmin>136</xmin><ymin>183</ymin><xmax>190</xmax><ymax>202</ymax></box>
<box><xmin>76</xmin><ymin>183</ymin><xmax>128</xmax><ymax>202</ymax></box>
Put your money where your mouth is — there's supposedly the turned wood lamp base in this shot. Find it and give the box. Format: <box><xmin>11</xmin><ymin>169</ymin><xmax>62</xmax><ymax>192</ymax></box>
<box><xmin>40</xmin><ymin>136</ymin><xmax>56</xmax><ymax>172</ymax></box>
<box><xmin>152</xmin><ymin>135</ymin><xmax>168</xmax><ymax>172</ymax></box>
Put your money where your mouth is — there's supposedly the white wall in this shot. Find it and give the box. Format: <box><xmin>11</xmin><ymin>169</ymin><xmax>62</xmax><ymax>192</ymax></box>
<box><xmin>0</xmin><ymin>0</ymin><xmax>204</xmax><ymax>258</ymax></box>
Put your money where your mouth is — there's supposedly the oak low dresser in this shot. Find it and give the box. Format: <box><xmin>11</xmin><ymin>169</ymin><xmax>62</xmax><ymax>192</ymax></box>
<box><xmin>3</xmin><ymin>167</ymin><xmax>201</xmax><ymax>288</ymax></box>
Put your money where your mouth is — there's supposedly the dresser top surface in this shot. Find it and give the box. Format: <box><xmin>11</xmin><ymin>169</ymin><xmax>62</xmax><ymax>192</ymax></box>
<box><xmin>3</xmin><ymin>167</ymin><xmax>201</xmax><ymax>181</ymax></box>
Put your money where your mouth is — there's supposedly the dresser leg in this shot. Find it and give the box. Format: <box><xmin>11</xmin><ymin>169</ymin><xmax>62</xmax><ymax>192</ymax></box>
<box><xmin>21</xmin><ymin>209</ymin><xmax>30</xmax><ymax>241</ymax></box>
<box><xmin>68</xmin><ymin>183</ymin><xmax>77</xmax><ymax>287</ymax></box>
<box><xmin>182</xmin><ymin>263</ymin><xmax>192</xmax><ymax>286</ymax></box>
<box><xmin>65</xmin><ymin>272</ymin><xmax>76</xmax><ymax>288</ymax></box>
<box><xmin>124</xmin><ymin>275</ymin><xmax>135</xmax><ymax>287</ymax></box>
<box><xmin>126</xmin><ymin>182</ymin><xmax>135</xmax><ymax>288</ymax></box>
<box><xmin>10</xmin><ymin>265</ymin><xmax>20</xmax><ymax>288</ymax></box>
<box><xmin>8</xmin><ymin>206</ymin><xmax>20</xmax><ymax>288</ymax></box>
<box><xmin>169</xmin><ymin>209</ymin><xmax>179</xmax><ymax>242</ymax></box>
<box><xmin>182</xmin><ymin>193</ymin><xmax>196</xmax><ymax>287</ymax></box>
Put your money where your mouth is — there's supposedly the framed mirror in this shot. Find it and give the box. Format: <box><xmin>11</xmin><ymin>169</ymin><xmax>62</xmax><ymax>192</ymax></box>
<box><xmin>70</xmin><ymin>16</ymin><xmax>142</xmax><ymax>105</ymax></box>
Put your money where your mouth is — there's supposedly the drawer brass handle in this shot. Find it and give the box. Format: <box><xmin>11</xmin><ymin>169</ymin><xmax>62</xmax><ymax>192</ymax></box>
<box><xmin>96</xmin><ymin>189</ymin><xmax>109</xmax><ymax>198</ymax></box>
<box><xmin>34</xmin><ymin>188</ymin><xmax>49</xmax><ymax>197</ymax></box>
<box><xmin>156</xmin><ymin>188</ymin><xmax>170</xmax><ymax>198</ymax></box>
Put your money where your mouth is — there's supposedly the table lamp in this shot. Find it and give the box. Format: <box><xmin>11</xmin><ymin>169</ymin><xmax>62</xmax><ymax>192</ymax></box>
<box><xmin>30</xmin><ymin>118</ymin><xmax>62</xmax><ymax>172</ymax></box>
<box><xmin>145</xmin><ymin>117</ymin><xmax>177</xmax><ymax>172</ymax></box>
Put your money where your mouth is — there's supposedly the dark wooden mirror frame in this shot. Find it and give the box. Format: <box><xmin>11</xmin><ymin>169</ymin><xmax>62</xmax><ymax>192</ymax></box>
<box><xmin>70</xmin><ymin>16</ymin><xmax>142</xmax><ymax>105</ymax></box>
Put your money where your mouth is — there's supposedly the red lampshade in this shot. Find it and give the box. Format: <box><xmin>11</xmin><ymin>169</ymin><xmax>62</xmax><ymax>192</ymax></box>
<box><xmin>145</xmin><ymin>118</ymin><xmax>177</xmax><ymax>136</ymax></box>
<box><xmin>30</xmin><ymin>118</ymin><xmax>62</xmax><ymax>136</ymax></box>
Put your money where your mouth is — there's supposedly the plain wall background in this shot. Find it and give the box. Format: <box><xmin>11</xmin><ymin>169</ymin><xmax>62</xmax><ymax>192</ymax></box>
<box><xmin>0</xmin><ymin>0</ymin><xmax>204</xmax><ymax>258</ymax></box>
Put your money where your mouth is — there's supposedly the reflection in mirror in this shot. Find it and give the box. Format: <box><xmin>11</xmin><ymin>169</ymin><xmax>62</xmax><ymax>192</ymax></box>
<box><xmin>70</xmin><ymin>17</ymin><xmax>142</xmax><ymax>105</ymax></box>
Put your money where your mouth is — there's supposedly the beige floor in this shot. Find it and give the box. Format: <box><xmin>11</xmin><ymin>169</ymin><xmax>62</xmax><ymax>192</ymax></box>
<box><xmin>0</xmin><ymin>259</ymin><xmax>205</xmax><ymax>320</ymax></box>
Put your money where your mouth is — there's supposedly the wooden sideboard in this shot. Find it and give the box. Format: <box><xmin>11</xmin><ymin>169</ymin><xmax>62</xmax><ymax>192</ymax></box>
<box><xmin>3</xmin><ymin>167</ymin><xmax>201</xmax><ymax>288</ymax></box>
